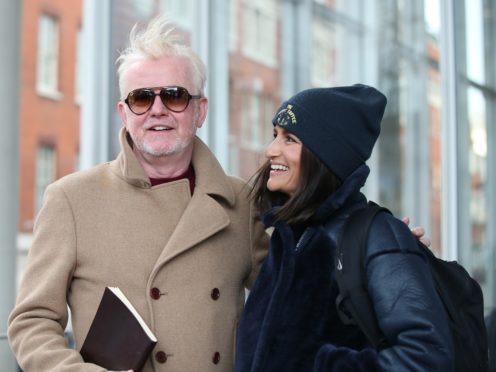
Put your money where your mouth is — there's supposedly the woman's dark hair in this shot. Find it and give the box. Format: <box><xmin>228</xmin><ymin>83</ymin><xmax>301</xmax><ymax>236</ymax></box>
<box><xmin>250</xmin><ymin>145</ymin><xmax>342</xmax><ymax>225</ymax></box>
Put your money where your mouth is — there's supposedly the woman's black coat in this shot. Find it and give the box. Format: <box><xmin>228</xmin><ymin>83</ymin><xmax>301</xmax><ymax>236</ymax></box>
<box><xmin>234</xmin><ymin>166</ymin><xmax>453</xmax><ymax>372</ymax></box>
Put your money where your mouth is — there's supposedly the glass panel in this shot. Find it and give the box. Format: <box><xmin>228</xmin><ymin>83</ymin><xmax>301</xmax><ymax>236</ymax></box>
<box><xmin>456</xmin><ymin>0</ymin><xmax>495</xmax><ymax>313</ymax></box>
<box><xmin>160</xmin><ymin>0</ymin><xmax>194</xmax><ymax>29</ymax></box>
<box><xmin>134</xmin><ymin>0</ymin><xmax>154</xmax><ymax>17</ymax></box>
<box><xmin>466</xmin><ymin>86</ymin><xmax>488</xmax><ymax>288</ymax></box>
<box><xmin>424</xmin><ymin>0</ymin><xmax>441</xmax><ymax>36</ymax></box>
<box><xmin>240</xmin><ymin>0</ymin><xmax>277</xmax><ymax>67</ymax></box>
<box><xmin>37</xmin><ymin>14</ymin><xmax>60</xmax><ymax>95</ymax></box>
<box><xmin>311</xmin><ymin>20</ymin><xmax>336</xmax><ymax>86</ymax></box>
<box><xmin>464</xmin><ymin>0</ymin><xmax>485</xmax><ymax>84</ymax></box>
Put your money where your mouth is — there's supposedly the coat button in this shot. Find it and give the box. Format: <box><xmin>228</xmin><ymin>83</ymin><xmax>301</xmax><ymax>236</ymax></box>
<box><xmin>150</xmin><ymin>287</ymin><xmax>161</xmax><ymax>300</ymax></box>
<box><xmin>155</xmin><ymin>351</ymin><xmax>167</xmax><ymax>363</ymax></box>
<box><xmin>212</xmin><ymin>351</ymin><xmax>220</xmax><ymax>364</ymax></box>
<box><xmin>211</xmin><ymin>288</ymin><xmax>220</xmax><ymax>300</ymax></box>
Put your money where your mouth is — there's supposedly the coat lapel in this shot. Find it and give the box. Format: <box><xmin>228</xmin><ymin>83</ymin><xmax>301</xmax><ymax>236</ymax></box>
<box><xmin>149</xmin><ymin>136</ymin><xmax>236</xmax><ymax>274</ymax></box>
<box><xmin>153</xmin><ymin>192</ymin><xmax>230</xmax><ymax>267</ymax></box>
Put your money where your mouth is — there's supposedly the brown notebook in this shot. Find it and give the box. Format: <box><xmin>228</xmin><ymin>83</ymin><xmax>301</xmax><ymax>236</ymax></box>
<box><xmin>80</xmin><ymin>287</ymin><xmax>157</xmax><ymax>372</ymax></box>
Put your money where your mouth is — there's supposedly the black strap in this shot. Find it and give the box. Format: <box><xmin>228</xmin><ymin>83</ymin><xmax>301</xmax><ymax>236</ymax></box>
<box><xmin>335</xmin><ymin>203</ymin><xmax>391</xmax><ymax>350</ymax></box>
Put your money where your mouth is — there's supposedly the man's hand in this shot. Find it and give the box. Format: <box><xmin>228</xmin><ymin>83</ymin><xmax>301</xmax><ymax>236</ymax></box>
<box><xmin>402</xmin><ymin>216</ymin><xmax>431</xmax><ymax>247</ymax></box>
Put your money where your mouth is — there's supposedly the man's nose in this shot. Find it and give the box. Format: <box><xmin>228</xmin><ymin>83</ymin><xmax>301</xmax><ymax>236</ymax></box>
<box><xmin>150</xmin><ymin>94</ymin><xmax>169</xmax><ymax>114</ymax></box>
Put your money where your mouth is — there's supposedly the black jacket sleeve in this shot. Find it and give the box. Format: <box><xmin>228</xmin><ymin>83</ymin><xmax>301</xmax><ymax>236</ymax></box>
<box><xmin>364</xmin><ymin>212</ymin><xmax>454</xmax><ymax>371</ymax></box>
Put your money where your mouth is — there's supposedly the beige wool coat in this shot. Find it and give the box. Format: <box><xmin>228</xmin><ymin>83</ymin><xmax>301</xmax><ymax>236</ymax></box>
<box><xmin>8</xmin><ymin>129</ymin><xmax>269</xmax><ymax>372</ymax></box>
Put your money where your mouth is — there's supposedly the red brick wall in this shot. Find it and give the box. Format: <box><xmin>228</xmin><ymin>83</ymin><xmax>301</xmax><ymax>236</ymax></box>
<box><xmin>19</xmin><ymin>0</ymin><xmax>82</xmax><ymax>232</ymax></box>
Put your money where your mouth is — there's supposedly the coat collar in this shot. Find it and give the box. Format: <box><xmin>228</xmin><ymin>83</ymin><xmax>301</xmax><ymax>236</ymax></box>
<box><xmin>110</xmin><ymin>128</ymin><xmax>235</xmax><ymax>207</ymax></box>
<box><xmin>109</xmin><ymin>128</ymin><xmax>238</xmax><ymax>275</ymax></box>
<box><xmin>310</xmin><ymin>165</ymin><xmax>369</xmax><ymax>223</ymax></box>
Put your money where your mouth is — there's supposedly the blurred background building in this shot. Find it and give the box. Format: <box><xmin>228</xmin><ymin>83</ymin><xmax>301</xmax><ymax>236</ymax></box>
<box><xmin>1</xmin><ymin>0</ymin><xmax>495</xmax><ymax>368</ymax></box>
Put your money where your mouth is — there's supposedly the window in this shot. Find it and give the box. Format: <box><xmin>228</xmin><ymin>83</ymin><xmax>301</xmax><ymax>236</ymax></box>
<box><xmin>240</xmin><ymin>90</ymin><xmax>256</xmax><ymax>148</ymax></box>
<box><xmin>240</xmin><ymin>90</ymin><xmax>261</xmax><ymax>149</ymax></box>
<box><xmin>37</xmin><ymin>14</ymin><xmax>62</xmax><ymax>99</ymax></box>
<box><xmin>241</xmin><ymin>88</ymin><xmax>275</xmax><ymax>151</ymax></box>
<box><xmin>35</xmin><ymin>145</ymin><xmax>56</xmax><ymax>214</ymax></box>
<box><xmin>241</xmin><ymin>0</ymin><xmax>277</xmax><ymax>66</ymax></box>
<box><xmin>312</xmin><ymin>21</ymin><xmax>336</xmax><ymax>86</ymax></box>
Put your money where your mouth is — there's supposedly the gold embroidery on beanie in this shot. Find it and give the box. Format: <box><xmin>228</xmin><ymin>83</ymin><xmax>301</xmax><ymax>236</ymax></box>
<box><xmin>275</xmin><ymin>104</ymin><xmax>297</xmax><ymax>126</ymax></box>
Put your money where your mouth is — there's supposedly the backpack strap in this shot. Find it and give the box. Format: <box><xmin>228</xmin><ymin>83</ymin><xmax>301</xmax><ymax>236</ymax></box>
<box><xmin>335</xmin><ymin>202</ymin><xmax>391</xmax><ymax>350</ymax></box>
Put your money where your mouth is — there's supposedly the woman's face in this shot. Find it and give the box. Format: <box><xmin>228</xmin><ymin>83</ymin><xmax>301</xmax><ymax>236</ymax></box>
<box><xmin>265</xmin><ymin>125</ymin><xmax>302</xmax><ymax>196</ymax></box>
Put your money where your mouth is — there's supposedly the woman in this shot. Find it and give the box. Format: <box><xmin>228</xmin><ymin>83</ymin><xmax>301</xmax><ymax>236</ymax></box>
<box><xmin>234</xmin><ymin>85</ymin><xmax>453</xmax><ymax>371</ymax></box>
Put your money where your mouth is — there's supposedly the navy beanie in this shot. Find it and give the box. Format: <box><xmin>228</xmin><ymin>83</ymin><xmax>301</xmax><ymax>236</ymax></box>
<box><xmin>272</xmin><ymin>84</ymin><xmax>387</xmax><ymax>181</ymax></box>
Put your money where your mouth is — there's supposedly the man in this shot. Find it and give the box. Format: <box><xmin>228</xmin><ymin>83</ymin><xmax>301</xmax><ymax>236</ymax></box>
<box><xmin>8</xmin><ymin>16</ymin><xmax>268</xmax><ymax>372</ymax></box>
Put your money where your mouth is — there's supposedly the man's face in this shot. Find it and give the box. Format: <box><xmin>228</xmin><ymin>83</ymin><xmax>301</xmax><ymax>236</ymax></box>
<box><xmin>118</xmin><ymin>56</ymin><xmax>207</xmax><ymax>164</ymax></box>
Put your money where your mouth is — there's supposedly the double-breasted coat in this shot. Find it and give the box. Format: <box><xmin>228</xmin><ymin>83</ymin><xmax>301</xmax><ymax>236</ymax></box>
<box><xmin>8</xmin><ymin>128</ymin><xmax>269</xmax><ymax>372</ymax></box>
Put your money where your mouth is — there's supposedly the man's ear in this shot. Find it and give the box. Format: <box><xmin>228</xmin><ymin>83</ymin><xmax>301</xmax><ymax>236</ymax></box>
<box><xmin>195</xmin><ymin>98</ymin><xmax>208</xmax><ymax>129</ymax></box>
<box><xmin>117</xmin><ymin>101</ymin><xmax>128</xmax><ymax>127</ymax></box>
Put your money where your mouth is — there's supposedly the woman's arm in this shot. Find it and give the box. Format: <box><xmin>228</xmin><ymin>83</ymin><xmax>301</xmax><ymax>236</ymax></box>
<box><xmin>365</xmin><ymin>214</ymin><xmax>454</xmax><ymax>371</ymax></box>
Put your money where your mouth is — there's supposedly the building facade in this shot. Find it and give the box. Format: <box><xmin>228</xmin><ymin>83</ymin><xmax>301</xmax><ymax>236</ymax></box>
<box><xmin>18</xmin><ymin>0</ymin><xmax>83</xmax><ymax>245</ymax></box>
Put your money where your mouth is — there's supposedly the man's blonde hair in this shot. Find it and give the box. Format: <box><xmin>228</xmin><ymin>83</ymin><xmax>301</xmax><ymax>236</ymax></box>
<box><xmin>116</xmin><ymin>15</ymin><xmax>207</xmax><ymax>98</ymax></box>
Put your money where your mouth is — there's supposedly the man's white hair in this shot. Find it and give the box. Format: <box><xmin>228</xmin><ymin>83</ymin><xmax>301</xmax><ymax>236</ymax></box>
<box><xmin>116</xmin><ymin>15</ymin><xmax>207</xmax><ymax>98</ymax></box>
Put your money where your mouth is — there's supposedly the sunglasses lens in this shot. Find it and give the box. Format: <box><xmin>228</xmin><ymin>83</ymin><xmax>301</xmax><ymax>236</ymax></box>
<box><xmin>161</xmin><ymin>87</ymin><xmax>189</xmax><ymax>112</ymax></box>
<box><xmin>128</xmin><ymin>89</ymin><xmax>154</xmax><ymax>114</ymax></box>
<box><xmin>126</xmin><ymin>87</ymin><xmax>198</xmax><ymax>114</ymax></box>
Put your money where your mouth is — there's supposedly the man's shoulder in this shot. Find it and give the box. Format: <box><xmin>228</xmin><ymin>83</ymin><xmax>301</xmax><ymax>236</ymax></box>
<box><xmin>51</xmin><ymin>162</ymin><xmax>113</xmax><ymax>191</ymax></box>
<box><xmin>226</xmin><ymin>174</ymin><xmax>249</xmax><ymax>187</ymax></box>
<box><xmin>225</xmin><ymin>175</ymin><xmax>253</xmax><ymax>196</ymax></box>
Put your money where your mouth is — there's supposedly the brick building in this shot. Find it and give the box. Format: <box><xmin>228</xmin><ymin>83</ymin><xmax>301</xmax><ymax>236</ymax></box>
<box><xmin>19</xmin><ymin>0</ymin><xmax>83</xmax><ymax>235</ymax></box>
